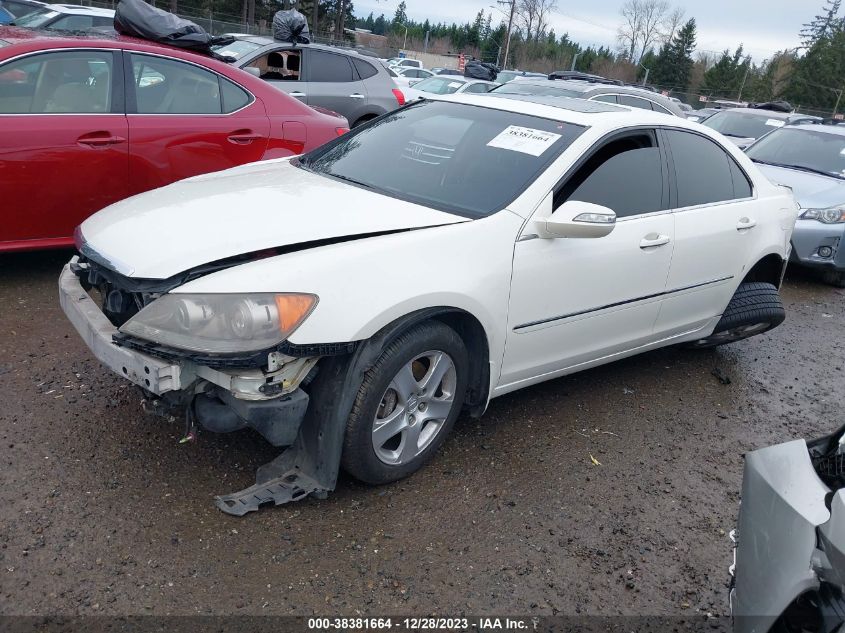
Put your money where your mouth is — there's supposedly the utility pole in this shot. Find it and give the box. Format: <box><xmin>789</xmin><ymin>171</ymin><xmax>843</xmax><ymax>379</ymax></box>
<box><xmin>834</xmin><ymin>85</ymin><xmax>843</xmax><ymax>118</ymax></box>
<box><xmin>641</xmin><ymin>67</ymin><xmax>650</xmax><ymax>85</ymax></box>
<box><xmin>737</xmin><ymin>66</ymin><xmax>750</xmax><ymax>101</ymax></box>
<box><xmin>570</xmin><ymin>52</ymin><xmax>580</xmax><ymax>71</ymax></box>
<box><xmin>498</xmin><ymin>0</ymin><xmax>516</xmax><ymax>71</ymax></box>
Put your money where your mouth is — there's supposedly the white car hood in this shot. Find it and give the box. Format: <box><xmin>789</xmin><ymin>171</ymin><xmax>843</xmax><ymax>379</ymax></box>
<box><xmin>80</xmin><ymin>159</ymin><xmax>468</xmax><ymax>279</ymax></box>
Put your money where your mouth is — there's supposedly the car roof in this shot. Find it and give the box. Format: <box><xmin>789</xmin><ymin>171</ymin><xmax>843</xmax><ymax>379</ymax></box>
<box><xmin>787</xmin><ymin>121</ymin><xmax>845</xmax><ymax>136</ymax></box>
<box><xmin>718</xmin><ymin>107</ymin><xmax>792</xmax><ymax>119</ymax></box>
<box><xmin>225</xmin><ymin>34</ymin><xmax>375</xmax><ymax>59</ymax></box>
<box><xmin>443</xmin><ymin>92</ymin><xmax>704</xmax><ymax>128</ymax></box>
<box><xmin>38</xmin><ymin>4</ymin><xmax>114</xmax><ymax>16</ymax></box>
<box><xmin>0</xmin><ymin>26</ymin><xmax>234</xmax><ymax>71</ymax></box>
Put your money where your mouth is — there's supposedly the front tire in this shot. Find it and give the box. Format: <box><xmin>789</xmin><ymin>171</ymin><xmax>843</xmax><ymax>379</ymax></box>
<box><xmin>341</xmin><ymin>321</ymin><xmax>469</xmax><ymax>485</ymax></box>
<box><xmin>686</xmin><ymin>282</ymin><xmax>785</xmax><ymax>348</ymax></box>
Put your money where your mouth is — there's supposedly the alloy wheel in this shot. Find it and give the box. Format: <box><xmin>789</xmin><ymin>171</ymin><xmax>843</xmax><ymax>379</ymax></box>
<box><xmin>371</xmin><ymin>350</ymin><xmax>457</xmax><ymax>466</ymax></box>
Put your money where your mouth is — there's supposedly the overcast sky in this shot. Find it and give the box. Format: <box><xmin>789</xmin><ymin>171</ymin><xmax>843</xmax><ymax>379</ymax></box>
<box><xmin>352</xmin><ymin>0</ymin><xmax>816</xmax><ymax>61</ymax></box>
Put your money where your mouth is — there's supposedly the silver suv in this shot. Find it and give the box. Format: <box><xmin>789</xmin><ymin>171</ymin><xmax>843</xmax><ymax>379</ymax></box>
<box><xmin>490</xmin><ymin>78</ymin><xmax>686</xmax><ymax>117</ymax></box>
<box><xmin>215</xmin><ymin>36</ymin><xmax>403</xmax><ymax>127</ymax></box>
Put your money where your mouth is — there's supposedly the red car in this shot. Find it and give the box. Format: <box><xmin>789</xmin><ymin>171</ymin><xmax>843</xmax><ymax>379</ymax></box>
<box><xmin>0</xmin><ymin>27</ymin><xmax>349</xmax><ymax>252</ymax></box>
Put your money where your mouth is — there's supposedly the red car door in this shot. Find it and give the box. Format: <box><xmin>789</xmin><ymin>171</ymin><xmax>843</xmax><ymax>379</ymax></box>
<box><xmin>0</xmin><ymin>49</ymin><xmax>128</xmax><ymax>250</ymax></box>
<box><xmin>125</xmin><ymin>52</ymin><xmax>271</xmax><ymax>195</ymax></box>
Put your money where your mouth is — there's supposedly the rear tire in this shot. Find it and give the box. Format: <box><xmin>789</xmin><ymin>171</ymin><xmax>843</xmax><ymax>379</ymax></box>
<box><xmin>341</xmin><ymin>321</ymin><xmax>468</xmax><ymax>485</ymax></box>
<box><xmin>686</xmin><ymin>282</ymin><xmax>785</xmax><ymax>348</ymax></box>
<box><xmin>352</xmin><ymin>115</ymin><xmax>376</xmax><ymax>128</ymax></box>
<box><xmin>822</xmin><ymin>270</ymin><xmax>845</xmax><ymax>288</ymax></box>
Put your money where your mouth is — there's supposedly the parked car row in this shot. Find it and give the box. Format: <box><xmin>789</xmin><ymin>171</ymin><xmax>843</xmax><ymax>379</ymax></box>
<box><xmin>0</xmin><ymin>26</ymin><xmax>349</xmax><ymax>251</ymax></box>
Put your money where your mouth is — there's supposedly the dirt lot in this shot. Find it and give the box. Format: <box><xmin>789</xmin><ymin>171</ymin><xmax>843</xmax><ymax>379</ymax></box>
<box><xmin>1</xmin><ymin>249</ymin><xmax>843</xmax><ymax>618</ymax></box>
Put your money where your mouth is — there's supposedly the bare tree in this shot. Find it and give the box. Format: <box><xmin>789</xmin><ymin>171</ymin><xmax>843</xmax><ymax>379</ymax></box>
<box><xmin>616</xmin><ymin>0</ymin><xmax>670</xmax><ymax>64</ymax></box>
<box><xmin>517</xmin><ymin>0</ymin><xmax>558</xmax><ymax>42</ymax></box>
<box><xmin>662</xmin><ymin>6</ymin><xmax>685</xmax><ymax>44</ymax></box>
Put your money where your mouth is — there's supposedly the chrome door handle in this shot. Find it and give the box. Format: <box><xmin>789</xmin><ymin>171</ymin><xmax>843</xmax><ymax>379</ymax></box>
<box><xmin>736</xmin><ymin>217</ymin><xmax>757</xmax><ymax>231</ymax></box>
<box><xmin>349</xmin><ymin>93</ymin><xmax>366</xmax><ymax>99</ymax></box>
<box><xmin>640</xmin><ymin>234</ymin><xmax>671</xmax><ymax>249</ymax></box>
<box><xmin>289</xmin><ymin>91</ymin><xmax>306</xmax><ymax>98</ymax></box>
<box><xmin>77</xmin><ymin>134</ymin><xmax>125</xmax><ymax>147</ymax></box>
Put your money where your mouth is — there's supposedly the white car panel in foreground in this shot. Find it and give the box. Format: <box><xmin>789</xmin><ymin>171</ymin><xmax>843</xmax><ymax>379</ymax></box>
<box><xmin>62</xmin><ymin>94</ymin><xmax>800</xmax><ymax>514</ymax></box>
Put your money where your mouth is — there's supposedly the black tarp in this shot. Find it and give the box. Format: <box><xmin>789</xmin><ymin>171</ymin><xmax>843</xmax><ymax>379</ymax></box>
<box><xmin>272</xmin><ymin>9</ymin><xmax>310</xmax><ymax>44</ymax></box>
<box><xmin>114</xmin><ymin>0</ymin><xmax>232</xmax><ymax>54</ymax></box>
<box><xmin>463</xmin><ymin>61</ymin><xmax>498</xmax><ymax>82</ymax></box>
<box><xmin>749</xmin><ymin>100</ymin><xmax>793</xmax><ymax>113</ymax></box>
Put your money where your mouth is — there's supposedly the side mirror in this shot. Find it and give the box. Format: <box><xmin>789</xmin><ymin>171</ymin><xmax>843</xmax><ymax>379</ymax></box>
<box><xmin>408</xmin><ymin>79</ymin><xmax>420</xmax><ymax>86</ymax></box>
<box><xmin>535</xmin><ymin>200</ymin><xmax>616</xmax><ymax>239</ymax></box>
<box><xmin>244</xmin><ymin>66</ymin><xmax>261</xmax><ymax>78</ymax></box>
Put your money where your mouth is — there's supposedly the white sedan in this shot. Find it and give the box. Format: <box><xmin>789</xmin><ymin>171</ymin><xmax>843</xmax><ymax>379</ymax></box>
<box><xmin>402</xmin><ymin>75</ymin><xmax>499</xmax><ymax>100</ymax></box>
<box><xmin>61</xmin><ymin>95</ymin><xmax>798</xmax><ymax>514</ymax></box>
<box><xmin>392</xmin><ymin>67</ymin><xmax>435</xmax><ymax>88</ymax></box>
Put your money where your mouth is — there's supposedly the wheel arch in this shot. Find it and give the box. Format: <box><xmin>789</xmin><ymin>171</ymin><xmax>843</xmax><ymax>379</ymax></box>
<box><xmin>351</xmin><ymin>112</ymin><xmax>380</xmax><ymax>127</ymax></box>
<box><xmin>741</xmin><ymin>251</ymin><xmax>786</xmax><ymax>288</ymax></box>
<box><xmin>354</xmin><ymin>307</ymin><xmax>492</xmax><ymax>418</ymax></box>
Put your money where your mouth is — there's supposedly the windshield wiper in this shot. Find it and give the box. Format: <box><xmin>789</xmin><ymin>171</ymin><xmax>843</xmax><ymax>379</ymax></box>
<box><xmin>324</xmin><ymin>171</ymin><xmax>379</xmax><ymax>191</ymax></box>
<box><xmin>752</xmin><ymin>159</ymin><xmax>844</xmax><ymax>179</ymax></box>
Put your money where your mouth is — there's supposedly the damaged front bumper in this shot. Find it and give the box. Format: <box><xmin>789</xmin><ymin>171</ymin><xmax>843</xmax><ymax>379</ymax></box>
<box><xmin>60</xmin><ymin>262</ymin><xmax>190</xmax><ymax>394</ymax></box>
<box><xmin>731</xmin><ymin>426</ymin><xmax>845</xmax><ymax>633</ymax></box>
<box><xmin>59</xmin><ymin>260</ymin><xmax>332</xmax><ymax>514</ymax></box>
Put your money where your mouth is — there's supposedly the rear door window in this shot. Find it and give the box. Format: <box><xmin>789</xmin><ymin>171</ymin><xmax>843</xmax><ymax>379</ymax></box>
<box><xmin>220</xmin><ymin>77</ymin><xmax>252</xmax><ymax>113</ymax></box>
<box><xmin>130</xmin><ymin>54</ymin><xmax>221</xmax><ymax>114</ymax></box>
<box><xmin>664</xmin><ymin>129</ymin><xmax>738</xmax><ymax>207</ymax></box>
<box><xmin>618</xmin><ymin>95</ymin><xmax>653</xmax><ymax>111</ymax></box>
<box><xmin>352</xmin><ymin>57</ymin><xmax>378</xmax><ymax>80</ymax></box>
<box><xmin>464</xmin><ymin>82</ymin><xmax>493</xmax><ymax>94</ymax></box>
<box><xmin>308</xmin><ymin>50</ymin><xmax>354</xmax><ymax>82</ymax></box>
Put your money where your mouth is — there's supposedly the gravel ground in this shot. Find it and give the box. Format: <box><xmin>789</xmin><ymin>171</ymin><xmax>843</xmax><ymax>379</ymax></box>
<box><xmin>1</xmin><ymin>249</ymin><xmax>843</xmax><ymax>618</ymax></box>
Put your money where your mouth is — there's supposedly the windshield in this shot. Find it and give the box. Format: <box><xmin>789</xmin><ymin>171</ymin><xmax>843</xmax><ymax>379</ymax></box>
<box><xmin>13</xmin><ymin>8</ymin><xmax>58</xmax><ymax>27</ymax></box>
<box><xmin>298</xmin><ymin>100</ymin><xmax>586</xmax><ymax>218</ymax></box>
<box><xmin>703</xmin><ymin>110</ymin><xmax>787</xmax><ymax>139</ymax></box>
<box><xmin>492</xmin><ymin>82</ymin><xmax>583</xmax><ymax>98</ymax></box>
<box><xmin>210</xmin><ymin>39</ymin><xmax>262</xmax><ymax>60</ymax></box>
<box><xmin>412</xmin><ymin>76</ymin><xmax>466</xmax><ymax>94</ymax></box>
<box><xmin>746</xmin><ymin>127</ymin><xmax>845</xmax><ymax>180</ymax></box>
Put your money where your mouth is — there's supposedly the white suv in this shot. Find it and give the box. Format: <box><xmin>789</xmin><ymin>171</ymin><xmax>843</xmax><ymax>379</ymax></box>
<box><xmin>61</xmin><ymin>95</ymin><xmax>799</xmax><ymax>514</ymax></box>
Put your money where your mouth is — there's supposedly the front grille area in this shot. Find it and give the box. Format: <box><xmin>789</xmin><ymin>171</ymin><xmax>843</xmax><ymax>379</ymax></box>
<box><xmin>72</xmin><ymin>257</ymin><xmax>172</xmax><ymax>327</ymax></box>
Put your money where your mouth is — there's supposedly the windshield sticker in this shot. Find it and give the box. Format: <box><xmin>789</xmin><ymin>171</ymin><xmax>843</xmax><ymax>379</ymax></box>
<box><xmin>765</xmin><ymin>119</ymin><xmax>786</xmax><ymax>128</ymax></box>
<box><xmin>448</xmin><ymin>82</ymin><xmax>462</xmax><ymax>88</ymax></box>
<box><xmin>487</xmin><ymin>125</ymin><xmax>562</xmax><ymax>156</ymax></box>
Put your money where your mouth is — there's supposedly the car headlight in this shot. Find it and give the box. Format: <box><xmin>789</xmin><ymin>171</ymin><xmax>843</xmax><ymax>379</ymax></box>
<box><xmin>800</xmin><ymin>205</ymin><xmax>845</xmax><ymax>224</ymax></box>
<box><xmin>119</xmin><ymin>293</ymin><xmax>318</xmax><ymax>354</ymax></box>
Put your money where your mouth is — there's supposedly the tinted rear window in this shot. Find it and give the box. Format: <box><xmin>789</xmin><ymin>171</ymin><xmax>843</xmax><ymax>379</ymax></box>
<box><xmin>299</xmin><ymin>100</ymin><xmax>586</xmax><ymax>219</ymax></box>
<box><xmin>308</xmin><ymin>50</ymin><xmax>354</xmax><ymax>82</ymax></box>
<box><xmin>492</xmin><ymin>82</ymin><xmax>583</xmax><ymax>98</ymax></box>
<box><xmin>352</xmin><ymin>57</ymin><xmax>378</xmax><ymax>80</ymax></box>
<box><xmin>704</xmin><ymin>110</ymin><xmax>786</xmax><ymax>140</ymax></box>
<box><xmin>665</xmin><ymin>129</ymin><xmax>737</xmax><ymax>207</ymax></box>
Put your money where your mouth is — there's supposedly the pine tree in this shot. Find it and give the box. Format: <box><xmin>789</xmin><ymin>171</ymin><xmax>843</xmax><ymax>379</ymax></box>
<box><xmin>393</xmin><ymin>1</ymin><xmax>407</xmax><ymax>25</ymax></box>
<box><xmin>800</xmin><ymin>0</ymin><xmax>843</xmax><ymax>48</ymax></box>
<box><xmin>650</xmin><ymin>18</ymin><xmax>697</xmax><ymax>90</ymax></box>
